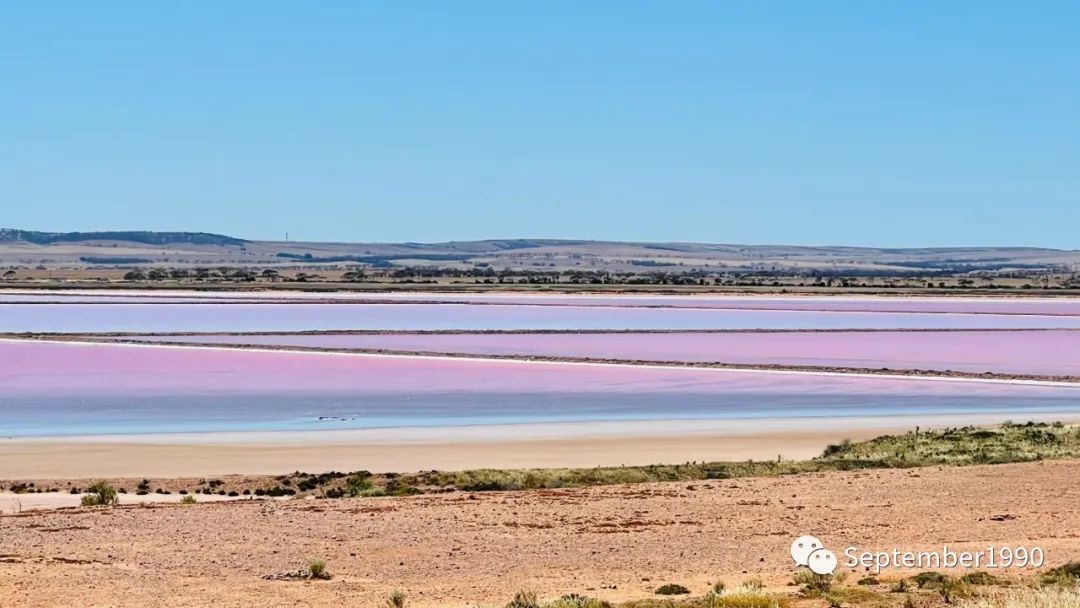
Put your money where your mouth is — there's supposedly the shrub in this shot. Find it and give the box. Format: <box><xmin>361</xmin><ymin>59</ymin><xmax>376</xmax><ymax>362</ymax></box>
<box><xmin>385</xmin><ymin>590</ymin><xmax>406</xmax><ymax>608</ymax></box>
<box><xmin>961</xmin><ymin>571</ymin><xmax>1003</xmax><ymax>586</ymax></box>
<box><xmin>912</xmin><ymin>571</ymin><xmax>948</xmax><ymax>588</ymax></box>
<box><xmin>964</xmin><ymin>586</ymin><xmax>1080</xmax><ymax>607</ymax></box>
<box><xmin>507</xmin><ymin>591</ymin><xmax>541</xmax><ymax>608</ymax></box>
<box><xmin>80</xmin><ymin>481</ymin><xmax>119</xmax><ymax>507</ymax></box>
<box><xmin>307</xmin><ymin>558</ymin><xmax>330</xmax><ymax>580</ymax></box>
<box><xmin>708</xmin><ymin>584</ymin><xmax>790</xmax><ymax>608</ymax></box>
<box><xmin>179</xmin><ymin>495</ymin><xmax>197</xmax><ymax>505</ymax></box>
<box><xmin>549</xmin><ymin>594</ymin><xmax>609</xmax><ymax>608</ymax></box>
<box><xmin>821</xmin><ymin>439</ymin><xmax>853</xmax><ymax>457</ymax></box>
<box><xmin>793</xmin><ymin>568</ymin><xmax>831</xmax><ymax>595</ymax></box>
<box><xmin>344</xmin><ymin>472</ymin><xmax>374</xmax><ymax>497</ymax></box>
<box><xmin>1042</xmin><ymin>561</ymin><xmax>1080</xmax><ymax>586</ymax></box>
<box><xmin>655</xmin><ymin>584</ymin><xmax>690</xmax><ymax>596</ymax></box>
<box><xmin>937</xmin><ymin>578</ymin><xmax>973</xmax><ymax>603</ymax></box>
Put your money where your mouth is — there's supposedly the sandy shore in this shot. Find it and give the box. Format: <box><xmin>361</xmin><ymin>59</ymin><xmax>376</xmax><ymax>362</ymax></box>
<box><xmin>0</xmin><ymin>491</ymin><xmax>254</xmax><ymax>515</ymax></box>
<box><xmin>4</xmin><ymin>413</ymin><xmax>1077</xmax><ymax>479</ymax></box>
<box><xmin>3</xmin><ymin>460</ymin><xmax>1078</xmax><ymax>607</ymax></box>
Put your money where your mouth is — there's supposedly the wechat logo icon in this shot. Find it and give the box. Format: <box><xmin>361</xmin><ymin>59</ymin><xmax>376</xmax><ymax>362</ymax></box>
<box><xmin>791</xmin><ymin>535</ymin><xmax>837</xmax><ymax>575</ymax></box>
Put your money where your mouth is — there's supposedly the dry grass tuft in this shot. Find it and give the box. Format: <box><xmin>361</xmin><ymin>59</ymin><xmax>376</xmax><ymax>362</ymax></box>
<box><xmin>962</xmin><ymin>587</ymin><xmax>1080</xmax><ymax>608</ymax></box>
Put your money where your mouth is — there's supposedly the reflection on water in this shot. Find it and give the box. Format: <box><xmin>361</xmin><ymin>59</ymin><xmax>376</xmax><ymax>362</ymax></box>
<box><xmin>5</xmin><ymin>389</ymin><xmax>1080</xmax><ymax>437</ymax></box>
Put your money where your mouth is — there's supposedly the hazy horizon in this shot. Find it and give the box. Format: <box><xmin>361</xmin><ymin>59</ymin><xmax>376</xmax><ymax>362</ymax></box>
<box><xmin>5</xmin><ymin>225</ymin><xmax>1080</xmax><ymax>251</ymax></box>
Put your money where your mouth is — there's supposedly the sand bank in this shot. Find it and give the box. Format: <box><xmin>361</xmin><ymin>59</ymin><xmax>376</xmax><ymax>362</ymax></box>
<box><xmin>3</xmin><ymin>413</ymin><xmax>1077</xmax><ymax>479</ymax></box>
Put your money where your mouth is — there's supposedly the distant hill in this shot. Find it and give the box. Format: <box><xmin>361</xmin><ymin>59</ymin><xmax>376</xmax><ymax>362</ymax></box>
<box><xmin>0</xmin><ymin>228</ymin><xmax>1076</xmax><ymax>274</ymax></box>
<box><xmin>0</xmin><ymin>229</ymin><xmax>246</xmax><ymax>247</ymax></box>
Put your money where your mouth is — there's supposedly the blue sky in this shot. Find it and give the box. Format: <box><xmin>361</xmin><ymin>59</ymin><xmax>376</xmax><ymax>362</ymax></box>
<box><xmin>2</xmin><ymin>2</ymin><xmax>1078</xmax><ymax>247</ymax></box>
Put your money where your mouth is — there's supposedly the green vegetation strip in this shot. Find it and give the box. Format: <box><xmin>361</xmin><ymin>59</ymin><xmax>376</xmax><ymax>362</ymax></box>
<box><xmin>262</xmin><ymin>421</ymin><xmax>1080</xmax><ymax>499</ymax></box>
<box><xmin>390</xmin><ymin>422</ymin><xmax>1080</xmax><ymax>494</ymax></box>
<box><xmin>13</xmin><ymin>422</ymin><xmax>1080</xmax><ymax>500</ymax></box>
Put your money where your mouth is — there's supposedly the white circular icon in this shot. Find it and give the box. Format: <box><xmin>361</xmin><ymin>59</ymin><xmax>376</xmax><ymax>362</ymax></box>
<box><xmin>790</xmin><ymin>535</ymin><xmax>823</xmax><ymax>566</ymax></box>
<box><xmin>808</xmin><ymin>548</ymin><xmax>838</xmax><ymax>575</ymax></box>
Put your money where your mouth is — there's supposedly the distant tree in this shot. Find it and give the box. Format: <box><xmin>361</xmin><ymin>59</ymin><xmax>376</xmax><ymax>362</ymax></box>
<box><xmin>123</xmin><ymin>269</ymin><xmax>146</xmax><ymax>281</ymax></box>
<box><xmin>341</xmin><ymin>270</ymin><xmax>367</xmax><ymax>282</ymax></box>
<box><xmin>2</xmin><ymin>270</ymin><xmax>15</xmax><ymax>280</ymax></box>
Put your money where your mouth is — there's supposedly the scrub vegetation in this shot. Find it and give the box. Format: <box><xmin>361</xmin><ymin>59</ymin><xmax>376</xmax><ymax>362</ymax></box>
<box><xmin>26</xmin><ymin>422</ymin><xmax>1077</xmax><ymax>501</ymax></box>
<box><xmin>387</xmin><ymin>422</ymin><xmax>1080</xmax><ymax>494</ymax></box>
<box><xmin>473</xmin><ymin>575</ymin><xmax>1080</xmax><ymax>608</ymax></box>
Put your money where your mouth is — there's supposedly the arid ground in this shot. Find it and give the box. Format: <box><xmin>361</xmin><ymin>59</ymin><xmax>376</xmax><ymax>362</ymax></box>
<box><xmin>2</xmin><ymin>461</ymin><xmax>1078</xmax><ymax>607</ymax></box>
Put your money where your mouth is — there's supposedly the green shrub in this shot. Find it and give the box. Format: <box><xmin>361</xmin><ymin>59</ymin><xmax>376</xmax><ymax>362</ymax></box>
<box><xmin>179</xmin><ymin>495</ymin><xmax>197</xmax><ymax>505</ymax></box>
<box><xmin>792</xmin><ymin>568</ymin><xmax>831</xmax><ymax>595</ymax></box>
<box><xmin>654</xmin><ymin>584</ymin><xmax>690</xmax><ymax>596</ymax></box>
<box><xmin>80</xmin><ymin>481</ymin><xmax>119</xmax><ymax>507</ymax></box>
<box><xmin>385</xmin><ymin>590</ymin><xmax>406</xmax><ymax>608</ymax></box>
<box><xmin>306</xmin><ymin>558</ymin><xmax>330</xmax><ymax>580</ymax></box>
<box><xmin>960</xmin><ymin>571</ymin><xmax>1003</xmax><ymax>586</ymax></box>
<box><xmin>912</xmin><ymin>571</ymin><xmax>948</xmax><ymax>588</ymax></box>
<box><xmin>548</xmin><ymin>594</ymin><xmax>610</xmax><ymax>608</ymax></box>
<box><xmin>507</xmin><ymin>591</ymin><xmax>541</xmax><ymax>608</ymax></box>
<box><xmin>345</xmin><ymin>472</ymin><xmax>374</xmax><ymax>497</ymax></box>
<box><xmin>1042</xmin><ymin>561</ymin><xmax>1080</xmax><ymax>586</ymax></box>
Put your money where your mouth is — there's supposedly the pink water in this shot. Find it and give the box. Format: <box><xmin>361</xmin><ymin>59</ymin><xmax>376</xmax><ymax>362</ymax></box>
<box><xmin>3</xmin><ymin>340</ymin><xmax>1080</xmax><ymax>436</ymax></box>
<box><xmin>5</xmin><ymin>290</ymin><xmax>1080</xmax><ymax>315</ymax></box>
<box><xmin>6</xmin><ymin>302</ymin><xmax>1080</xmax><ymax>333</ymax></box>
<box><xmin>135</xmin><ymin>330</ymin><xmax>1080</xmax><ymax>376</ymax></box>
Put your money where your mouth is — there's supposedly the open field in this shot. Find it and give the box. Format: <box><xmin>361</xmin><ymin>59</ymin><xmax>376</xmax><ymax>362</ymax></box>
<box><xmin>3</xmin><ymin>460</ymin><xmax>1079</xmax><ymax>607</ymax></box>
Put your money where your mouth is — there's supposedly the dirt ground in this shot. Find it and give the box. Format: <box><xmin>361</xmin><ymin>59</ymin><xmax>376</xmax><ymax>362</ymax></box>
<box><xmin>2</xmin><ymin>461</ymin><xmax>1079</xmax><ymax>607</ymax></box>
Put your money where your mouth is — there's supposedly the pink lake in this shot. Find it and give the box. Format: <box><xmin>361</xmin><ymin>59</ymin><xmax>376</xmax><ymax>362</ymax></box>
<box><xmin>4</xmin><ymin>290</ymin><xmax>1080</xmax><ymax>316</ymax></box>
<box><xmin>127</xmin><ymin>330</ymin><xmax>1080</xmax><ymax>377</ymax></box>
<box><xmin>3</xmin><ymin>340</ymin><xmax>1080</xmax><ymax>437</ymax></box>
